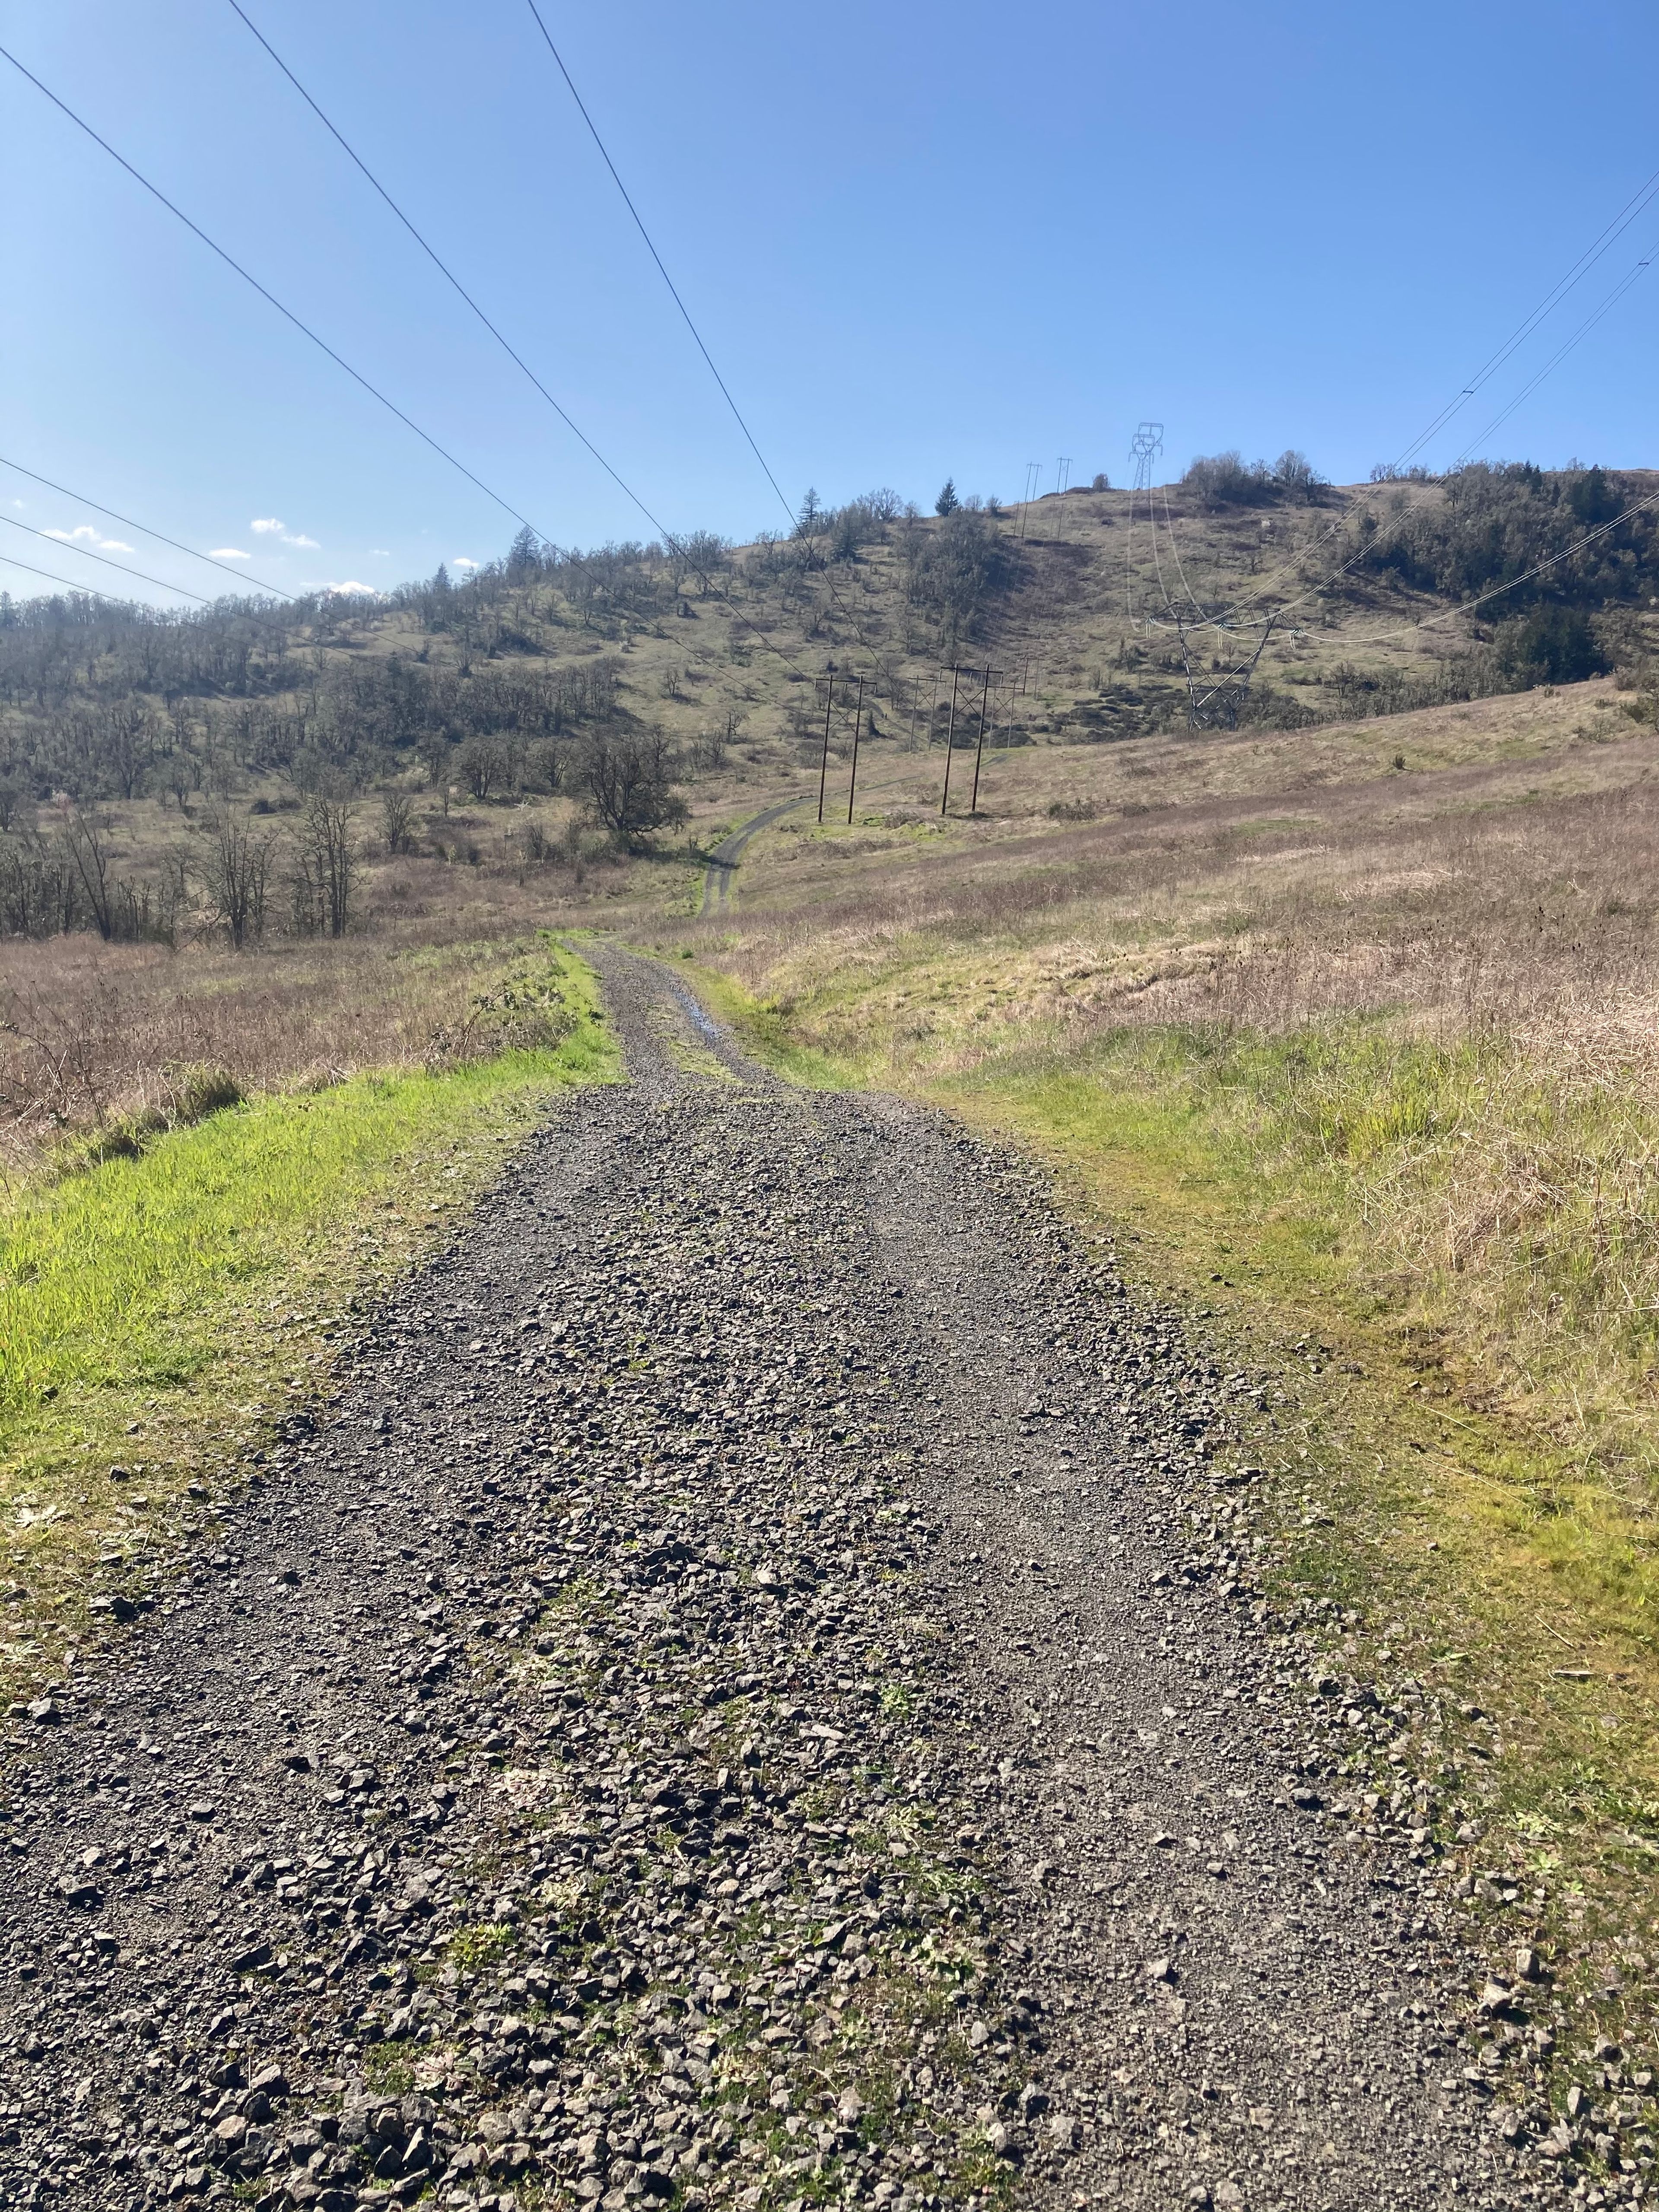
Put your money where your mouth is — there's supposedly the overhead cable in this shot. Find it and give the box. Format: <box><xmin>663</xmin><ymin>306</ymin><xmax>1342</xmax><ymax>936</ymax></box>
<box><xmin>1193</xmin><ymin>163</ymin><xmax>1659</xmax><ymax>633</ymax></box>
<box><xmin>0</xmin><ymin>38</ymin><xmax>545</xmax><ymax>537</ymax></box>
<box><xmin>0</xmin><ymin>453</ymin><xmax>297</xmax><ymax>599</ymax></box>
<box><xmin>517</xmin><ymin>1</ymin><xmax>900</xmax><ymax>690</ymax></box>
<box><xmin>1</xmin><ymin>512</ymin><xmax>221</xmax><ymax>606</ymax></box>
<box><xmin>222</xmin><ymin>2</ymin><xmax>815</xmax><ymax>683</ymax></box>
<box><xmin>1390</xmin><ymin>162</ymin><xmax>1659</xmax><ymax>473</ymax></box>
<box><xmin>0</xmin><ymin>550</ymin><xmax>165</xmax><ymax>608</ymax></box>
<box><xmin>521</xmin><ymin>0</ymin><xmax>797</xmax><ymax>528</ymax></box>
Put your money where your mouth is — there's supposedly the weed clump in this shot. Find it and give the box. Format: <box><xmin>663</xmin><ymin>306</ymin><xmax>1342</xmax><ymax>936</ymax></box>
<box><xmin>57</xmin><ymin>1064</ymin><xmax>245</xmax><ymax>1175</ymax></box>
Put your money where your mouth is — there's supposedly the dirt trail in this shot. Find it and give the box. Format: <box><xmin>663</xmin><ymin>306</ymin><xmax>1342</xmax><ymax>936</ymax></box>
<box><xmin>698</xmin><ymin>798</ymin><xmax>810</xmax><ymax>914</ymax></box>
<box><xmin>0</xmin><ymin>949</ymin><xmax>1557</xmax><ymax>2212</ymax></box>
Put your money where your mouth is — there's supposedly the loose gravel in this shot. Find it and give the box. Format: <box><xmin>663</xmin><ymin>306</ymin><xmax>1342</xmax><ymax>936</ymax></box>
<box><xmin>0</xmin><ymin>947</ymin><xmax>1583</xmax><ymax>2211</ymax></box>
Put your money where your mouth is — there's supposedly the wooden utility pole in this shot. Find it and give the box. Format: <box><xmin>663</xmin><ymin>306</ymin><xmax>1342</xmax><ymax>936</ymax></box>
<box><xmin>970</xmin><ymin>663</ymin><xmax>995</xmax><ymax>815</ymax></box>
<box><xmin>940</xmin><ymin>665</ymin><xmax>961</xmax><ymax>816</ymax></box>
<box><xmin>845</xmin><ymin>674</ymin><xmax>864</xmax><ymax>824</ymax></box>
<box><xmin>816</xmin><ymin>663</ymin><xmax>836</xmax><ymax>824</ymax></box>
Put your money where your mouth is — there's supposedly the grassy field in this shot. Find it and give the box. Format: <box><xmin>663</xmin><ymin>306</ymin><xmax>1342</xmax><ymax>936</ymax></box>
<box><xmin>0</xmin><ymin>938</ymin><xmax>617</xmax><ymax>1696</ymax></box>
<box><xmin>655</xmin><ymin>674</ymin><xmax>1659</xmax><ymax>2030</ymax></box>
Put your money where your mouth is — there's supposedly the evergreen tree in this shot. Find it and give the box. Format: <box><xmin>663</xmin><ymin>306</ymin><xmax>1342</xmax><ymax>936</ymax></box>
<box><xmin>935</xmin><ymin>479</ymin><xmax>960</xmax><ymax>517</ymax></box>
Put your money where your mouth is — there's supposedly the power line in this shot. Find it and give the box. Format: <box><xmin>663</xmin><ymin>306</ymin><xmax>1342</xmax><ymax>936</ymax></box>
<box><xmin>1178</xmin><ymin>161</ymin><xmax>1659</xmax><ymax>638</ymax></box>
<box><xmin>220</xmin><ymin>6</ymin><xmax>818</xmax><ymax>686</ymax></box>
<box><xmin>0</xmin><ymin>550</ymin><xmax>183</xmax><ymax>609</ymax></box>
<box><xmin>512</xmin><ymin>4</ymin><xmax>902</xmax><ymax>699</ymax></box>
<box><xmin>1390</xmin><ymin>162</ymin><xmax>1659</xmax><ymax>473</ymax></box>
<box><xmin>0</xmin><ymin>513</ymin><xmax>221</xmax><ymax>607</ymax></box>
<box><xmin>1236</xmin><ymin>217</ymin><xmax>1659</xmax><ymax>642</ymax></box>
<box><xmin>0</xmin><ymin>454</ymin><xmax>297</xmax><ymax>599</ymax></box>
<box><xmin>1455</xmin><ymin>229</ymin><xmax>1659</xmax><ymax>461</ymax></box>
<box><xmin>0</xmin><ymin>38</ymin><xmax>544</xmax><ymax>537</ymax></box>
<box><xmin>520</xmin><ymin>0</ymin><xmax>797</xmax><ymax>530</ymax></box>
<box><xmin>1328</xmin><ymin>483</ymin><xmax>1659</xmax><ymax>649</ymax></box>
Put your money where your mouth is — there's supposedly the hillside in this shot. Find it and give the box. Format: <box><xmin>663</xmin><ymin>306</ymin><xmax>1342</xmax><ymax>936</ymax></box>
<box><xmin>5</xmin><ymin>460</ymin><xmax>1658</xmax><ymax>836</ymax></box>
<box><xmin>3</xmin><ymin>458</ymin><xmax>1658</xmax><ymax>1162</ymax></box>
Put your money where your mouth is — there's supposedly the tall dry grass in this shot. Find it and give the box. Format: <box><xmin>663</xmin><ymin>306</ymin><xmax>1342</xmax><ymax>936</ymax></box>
<box><xmin>0</xmin><ymin>930</ymin><xmax>569</xmax><ymax>1179</ymax></box>
<box><xmin>686</xmin><ymin>711</ymin><xmax>1659</xmax><ymax>1498</ymax></box>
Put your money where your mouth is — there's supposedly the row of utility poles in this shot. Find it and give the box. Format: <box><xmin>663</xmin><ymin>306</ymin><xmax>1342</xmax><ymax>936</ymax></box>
<box><xmin>816</xmin><ymin>658</ymin><xmax>1035</xmax><ymax>824</ymax></box>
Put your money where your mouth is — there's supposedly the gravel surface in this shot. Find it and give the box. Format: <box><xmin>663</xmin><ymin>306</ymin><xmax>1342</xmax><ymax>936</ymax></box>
<box><xmin>0</xmin><ymin>947</ymin><xmax>1580</xmax><ymax>2211</ymax></box>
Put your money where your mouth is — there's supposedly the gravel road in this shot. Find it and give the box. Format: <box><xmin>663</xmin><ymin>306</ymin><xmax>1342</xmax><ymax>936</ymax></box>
<box><xmin>0</xmin><ymin>947</ymin><xmax>1574</xmax><ymax>2212</ymax></box>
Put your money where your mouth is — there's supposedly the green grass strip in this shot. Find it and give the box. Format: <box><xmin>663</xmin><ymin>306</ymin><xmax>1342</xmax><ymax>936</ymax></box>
<box><xmin>0</xmin><ymin>941</ymin><xmax>620</xmax><ymax>1669</ymax></box>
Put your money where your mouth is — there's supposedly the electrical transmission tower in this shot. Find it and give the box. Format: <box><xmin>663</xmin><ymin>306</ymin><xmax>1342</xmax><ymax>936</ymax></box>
<box><xmin>1173</xmin><ymin>611</ymin><xmax>1281</xmax><ymax>729</ymax></box>
<box><xmin>1127</xmin><ymin>419</ymin><xmax>1276</xmax><ymax>730</ymax></box>
<box><xmin>1128</xmin><ymin>422</ymin><xmax>1163</xmax><ymax>496</ymax></box>
<box><xmin>1125</xmin><ymin>422</ymin><xmax>1163</xmax><ymax>631</ymax></box>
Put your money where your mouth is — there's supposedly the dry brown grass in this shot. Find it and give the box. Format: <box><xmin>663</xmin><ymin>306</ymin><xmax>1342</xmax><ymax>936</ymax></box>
<box><xmin>677</xmin><ymin>681</ymin><xmax>1659</xmax><ymax>1081</ymax></box>
<box><xmin>0</xmin><ymin>827</ymin><xmax>662</xmax><ymax>1176</ymax></box>
<box><xmin>658</xmin><ymin>680</ymin><xmax>1659</xmax><ymax>1518</ymax></box>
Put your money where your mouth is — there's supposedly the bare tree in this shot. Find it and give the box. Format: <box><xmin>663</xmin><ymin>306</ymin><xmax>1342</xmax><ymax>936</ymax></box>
<box><xmin>291</xmin><ymin>795</ymin><xmax>357</xmax><ymax>937</ymax></box>
<box><xmin>578</xmin><ymin>728</ymin><xmax>687</xmax><ymax>847</ymax></box>
<box><xmin>58</xmin><ymin>805</ymin><xmax>117</xmax><ymax>940</ymax></box>
<box><xmin>458</xmin><ymin>733</ymin><xmax>510</xmax><ymax>801</ymax></box>
<box><xmin>381</xmin><ymin>787</ymin><xmax>418</xmax><ymax>855</ymax></box>
<box><xmin>202</xmin><ymin>808</ymin><xmax>274</xmax><ymax>950</ymax></box>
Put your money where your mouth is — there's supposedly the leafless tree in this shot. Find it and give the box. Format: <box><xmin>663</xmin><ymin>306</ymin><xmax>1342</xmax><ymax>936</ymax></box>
<box><xmin>202</xmin><ymin>808</ymin><xmax>274</xmax><ymax>949</ymax></box>
<box><xmin>58</xmin><ymin>804</ymin><xmax>117</xmax><ymax>940</ymax></box>
<box><xmin>578</xmin><ymin>728</ymin><xmax>687</xmax><ymax>847</ymax></box>
<box><xmin>290</xmin><ymin>795</ymin><xmax>356</xmax><ymax>937</ymax></box>
<box><xmin>381</xmin><ymin>787</ymin><xmax>418</xmax><ymax>855</ymax></box>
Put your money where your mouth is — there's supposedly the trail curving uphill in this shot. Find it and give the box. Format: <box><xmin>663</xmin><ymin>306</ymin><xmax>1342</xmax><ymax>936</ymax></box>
<box><xmin>0</xmin><ymin>951</ymin><xmax>1560</xmax><ymax>2212</ymax></box>
<box><xmin>699</xmin><ymin>796</ymin><xmax>809</xmax><ymax>915</ymax></box>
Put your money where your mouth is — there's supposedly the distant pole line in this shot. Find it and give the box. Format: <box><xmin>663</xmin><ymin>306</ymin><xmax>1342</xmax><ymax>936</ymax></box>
<box><xmin>1020</xmin><ymin>461</ymin><xmax>1040</xmax><ymax>541</ymax></box>
<box><xmin>970</xmin><ymin>664</ymin><xmax>995</xmax><ymax>815</ymax></box>
<box><xmin>817</xmin><ymin>669</ymin><xmax>836</xmax><ymax>824</ymax></box>
<box><xmin>846</xmin><ymin>674</ymin><xmax>864</xmax><ymax>825</ymax></box>
<box><xmin>940</xmin><ymin>665</ymin><xmax>961</xmax><ymax>817</ymax></box>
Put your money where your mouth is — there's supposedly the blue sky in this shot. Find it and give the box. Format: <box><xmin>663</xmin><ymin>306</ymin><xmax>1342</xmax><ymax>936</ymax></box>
<box><xmin>3</xmin><ymin>0</ymin><xmax>1657</xmax><ymax>608</ymax></box>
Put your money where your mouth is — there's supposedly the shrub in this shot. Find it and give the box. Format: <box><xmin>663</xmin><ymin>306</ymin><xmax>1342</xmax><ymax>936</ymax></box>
<box><xmin>1495</xmin><ymin>607</ymin><xmax>1611</xmax><ymax>687</ymax></box>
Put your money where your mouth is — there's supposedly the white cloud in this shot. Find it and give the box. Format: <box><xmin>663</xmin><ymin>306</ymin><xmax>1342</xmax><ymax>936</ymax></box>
<box><xmin>210</xmin><ymin>547</ymin><xmax>251</xmax><ymax>560</ymax></box>
<box><xmin>370</xmin><ymin>548</ymin><xmax>391</xmax><ymax>557</ymax></box>
<box><xmin>452</xmin><ymin>555</ymin><xmax>480</xmax><ymax>570</ymax></box>
<box><xmin>283</xmin><ymin>533</ymin><xmax>319</xmax><ymax>550</ymax></box>
<box><xmin>251</xmin><ymin>517</ymin><xmax>284</xmax><ymax>534</ymax></box>
<box><xmin>45</xmin><ymin>524</ymin><xmax>133</xmax><ymax>553</ymax></box>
